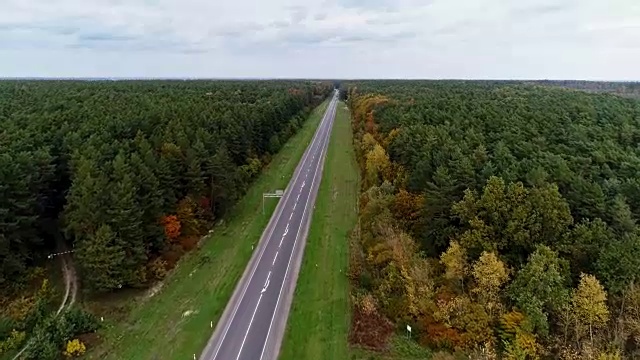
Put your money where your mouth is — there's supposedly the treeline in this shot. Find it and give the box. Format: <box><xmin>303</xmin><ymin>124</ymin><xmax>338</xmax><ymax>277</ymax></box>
<box><xmin>529</xmin><ymin>80</ymin><xmax>640</xmax><ymax>99</ymax></box>
<box><xmin>344</xmin><ymin>81</ymin><xmax>640</xmax><ymax>358</ymax></box>
<box><xmin>0</xmin><ymin>80</ymin><xmax>332</xmax><ymax>294</ymax></box>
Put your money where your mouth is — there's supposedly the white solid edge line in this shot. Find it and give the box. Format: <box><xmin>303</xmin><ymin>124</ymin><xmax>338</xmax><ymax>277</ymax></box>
<box><xmin>208</xmin><ymin>97</ymin><xmax>334</xmax><ymax>360</ymax></box>
<box><xmin>257</xmin><ymin>97</ymin><xmax>336</xmax><ymax>360</ymax></box>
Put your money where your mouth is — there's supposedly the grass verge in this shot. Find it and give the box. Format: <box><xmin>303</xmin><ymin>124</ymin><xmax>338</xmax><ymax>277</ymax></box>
<box><xmin>85</xmin><ymin>99</ymin><xmax>330</xmax><ymax>360</ymax></box>
<box><xmin>279</xmin><ymin>102</ymin><xmax>357</xmax><ymax>360</ymax></box>
<box><xmin>350</xmin><ymin>336</ymin><xmax>433</xmax><ymax>360</ymax></box>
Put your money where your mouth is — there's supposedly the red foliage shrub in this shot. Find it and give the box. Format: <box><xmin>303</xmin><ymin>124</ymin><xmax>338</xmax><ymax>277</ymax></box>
<box><xmin>421</xmin><ymin>318</ymin><xmax>463</xmax><ymax>350</ymax></box>
<box><xmin>198</xmin><ymin>197</ymin><xmax>211</xmax><ymax>210</ymax></box>
<box><xmin>160</xmin><ymin>215</ymin><xmax>181</xmax><ymax>240</ymax></box>
<box><xmin>180</xmin><ymin>236</ymin><xmax>199</xmax><ymax>251</ymax></box>
<box><xmin>349</xmin><ymin>304</ymin><xmax>394</xmax><ymax>350</ymax></box>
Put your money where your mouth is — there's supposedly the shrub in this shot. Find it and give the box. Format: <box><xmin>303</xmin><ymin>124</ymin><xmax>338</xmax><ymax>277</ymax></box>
<box><xmin>0</xmin><ymin>316</ymin><xmax>17</xmax><ymax>339</ymax></box>
<box><xmin>63</xmin><ymin>339</ymin><xmax>86</xmax><ymax>357</ymax></box>
<box><xmin>0</xmin><ymin>329</ymin><xmax>26</xmax><ymax>354</ymax></box>
<box><xmin>22</xmin><ymin>308</ymin><xmax>99</xmax><ymax>360</ymax></box>
<box><xmin>148</xmin><ymin>258</ymin><xmax>168</xmax><ymax>280</ymax></box>
<box><xmin>63</xmin><ymin>308</ymin><xmax>100</xmax><ymax>335</ymax></box>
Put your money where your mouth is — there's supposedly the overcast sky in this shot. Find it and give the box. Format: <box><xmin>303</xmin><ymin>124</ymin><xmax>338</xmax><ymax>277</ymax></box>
<box><xmin>1</xmin><ymin>0</ymin><xmax>639</xmax><ymax>79</ymax></box>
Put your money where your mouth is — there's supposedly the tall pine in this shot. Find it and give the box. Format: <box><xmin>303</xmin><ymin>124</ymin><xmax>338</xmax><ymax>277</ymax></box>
<box><xmin>107</xmin><ymin>150</ymin><xmax>146</xmax><ymax>286</ymax></box>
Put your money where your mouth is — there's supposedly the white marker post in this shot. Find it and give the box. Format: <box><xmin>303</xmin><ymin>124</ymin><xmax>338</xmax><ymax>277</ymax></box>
<box><xmin>406</xmin><ymin>324</ymin><xmax>412</xmax><ymax>339</ymax></box>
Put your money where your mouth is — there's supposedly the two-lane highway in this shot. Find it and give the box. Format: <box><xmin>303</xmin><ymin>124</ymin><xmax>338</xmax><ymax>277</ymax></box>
<box><xmin>200</xmin><ymin>91</ymin><xmax>339</xmax><ymax>360</ymax></box>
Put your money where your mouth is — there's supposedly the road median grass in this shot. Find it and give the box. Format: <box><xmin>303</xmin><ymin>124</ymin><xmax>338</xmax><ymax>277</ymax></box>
<box><xmin>279</xmin><ymin>102</ymin><xmax>357</xmax><ymax>360</ymax></box>
<box><xmin>86</xmin><ymin>99</ymin><xmax>329</xmax><ymax>360</ymax></box>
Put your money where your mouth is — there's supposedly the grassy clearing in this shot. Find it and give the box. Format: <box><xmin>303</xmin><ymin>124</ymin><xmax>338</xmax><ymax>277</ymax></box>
<box><xmin>279</xmin><ymin>102</ymin><xmax>357</xmax><ymax>360</ymax></box>
<box><xmin>350</xmin><ymin>336</ymin><xmax>434</xmax><ymax>360</ymax></box>
<box><xmin>85</xmin><ymin>100</ymin><xmax>329</xmax><ymax>360</ymax></box>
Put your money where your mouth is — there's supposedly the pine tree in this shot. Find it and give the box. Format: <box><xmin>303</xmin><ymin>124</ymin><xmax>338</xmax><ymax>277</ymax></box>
<box><xmin>107</xmin><ymin>151</ymin><xmax>146</xmax><ymax>286</ymax></box>
<box><xmin>75</xmin><ymin>224</ymin><xmax>125</xmax><ymax>292</ymax></box>
<box><xmin>64</xmin><ymin>156</ymin><xmax>108</xmax><ymax>241</ymax></box>
<box><xmin>185</xmin><ymin>146</ymin><xmax>206</xmax><ymax>197</ymax></box>
<box><xmin>130</xmin><ymin>152</ymin><xmax>164</xmax><ymax>251</ymax></box>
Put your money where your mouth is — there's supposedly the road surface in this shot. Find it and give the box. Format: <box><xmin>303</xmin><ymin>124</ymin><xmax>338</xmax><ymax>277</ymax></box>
<box><xmin>200</xmin><ymin>91</ymin><xmax>339</xmax><ymax>360</ymax></box>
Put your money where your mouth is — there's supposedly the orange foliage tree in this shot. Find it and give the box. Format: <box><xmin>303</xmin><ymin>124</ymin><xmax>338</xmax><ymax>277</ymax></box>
<box><xmin>392</xmin><ymin>189</ymin><xmax>425</xmax><ymax>230</ymax></box>
<box><xmin>161</xmin><ymin>215</ymin><xmax>181</xmax><ymax>240</ymax></box>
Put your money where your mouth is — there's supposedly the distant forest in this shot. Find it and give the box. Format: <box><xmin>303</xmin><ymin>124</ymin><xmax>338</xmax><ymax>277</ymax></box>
<box><xmin>529</xmin><ymin>80</ymin><xmax>640</xmax><ymax>99</ymax></box>
<box><xmin>0</xmin><ymin>80</ymin><xmax>333</xmax><ymax>294</ymax></box>
<box><xmin>343</xmin><ymin>80</ymin><xmax>640</xmax><ymax>358</ymax></box>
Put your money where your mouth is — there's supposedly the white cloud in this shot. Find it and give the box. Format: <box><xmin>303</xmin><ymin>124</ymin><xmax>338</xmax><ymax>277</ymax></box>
<box><xmin>0</xmin><ymin>0</ymin><xmax>638</xmax><ymax>79</ymax></box>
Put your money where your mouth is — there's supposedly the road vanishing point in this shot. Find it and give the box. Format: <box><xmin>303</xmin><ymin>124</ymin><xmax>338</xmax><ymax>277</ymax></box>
<box><xmin>200</xmin><ymin>91</ymin><xmax>339</xmax><ymax>360</ymax></box>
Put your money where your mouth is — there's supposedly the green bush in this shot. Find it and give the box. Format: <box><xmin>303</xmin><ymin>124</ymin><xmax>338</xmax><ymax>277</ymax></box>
<box><xmin>23</xmin><ymin>297</ymin><xmax>52</xmax><ymax>332</ymax></box>
<box><xmin>0</xmin><ymin>316</ymin><xmax>17</xmax><ymax>340</ymax></box>
<box><xmin>64</xmin><ymin>308</ymin><xmax>99</xmax><ymax>334</ymax></box>
<box><xmin>22</xmin><ymin>308</ymin><xmax>100</xmax><ymax>360</ymax></box>
<box><xmin>0</xmin><ymin>329</ymin><xmax>26</xmax><ymax>355</ymax></box>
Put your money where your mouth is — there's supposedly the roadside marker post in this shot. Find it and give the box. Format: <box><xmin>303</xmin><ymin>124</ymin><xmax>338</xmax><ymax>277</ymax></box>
<box><xmin>406</xmin><ymin>325</ymin><xmax>412</xmax><ymax>339</ymax></box>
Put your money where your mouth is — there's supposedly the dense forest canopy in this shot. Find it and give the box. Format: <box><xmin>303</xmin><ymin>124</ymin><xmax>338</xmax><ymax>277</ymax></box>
<box><xmin>0</xmin><ymin>80</ymin><xmax>333</xmax><ymax>295</ymax></box>
<box><xmin>529</xmin><ymin>80</ymin><xmax>640</xmax><ymax>99</ymax></box>
<box><xmin>343</xmin><ymin>80</ymin><xmax>640</xmax><ymax>358</ymax></box>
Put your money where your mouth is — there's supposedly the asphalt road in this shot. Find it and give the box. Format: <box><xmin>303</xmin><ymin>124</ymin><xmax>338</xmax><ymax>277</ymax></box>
<box><xmin>200</xmin><ymin>91</ymin><xmax>339</xmax><ymax>360</ymax></box>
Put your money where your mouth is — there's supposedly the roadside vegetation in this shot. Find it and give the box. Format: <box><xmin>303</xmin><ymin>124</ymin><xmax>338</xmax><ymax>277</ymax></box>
<box><xmin>0</xmin><ymin>80</ymin><xmax>332</xmax><ymax>358</ymax></box>
<box><xmin>280</xmin><ymin>102</ymin><xmax>357</xmax><ymax>360</ymax></box>
<box><xmin>343</xmin><ymin>81</ymin><xmax>640</xmax><ymax>359</ymax></box>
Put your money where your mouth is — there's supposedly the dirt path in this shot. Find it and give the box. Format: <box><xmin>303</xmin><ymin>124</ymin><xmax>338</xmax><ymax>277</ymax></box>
<box><xmin>55</xmin><ymin>253</ymin><xmax>77</xmax><ymax>315</ymax></box>
<box><xmin>12</xmin><ymin>246</ymin><xmax>78</xmax><ymax>359</ymax></box>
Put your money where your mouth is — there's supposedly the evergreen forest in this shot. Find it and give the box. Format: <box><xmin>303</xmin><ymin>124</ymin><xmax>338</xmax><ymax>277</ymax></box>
<box><xmin>0</xmin><ymin>80</ymin><xmax>333</xmax><ymax>295</ymax></box>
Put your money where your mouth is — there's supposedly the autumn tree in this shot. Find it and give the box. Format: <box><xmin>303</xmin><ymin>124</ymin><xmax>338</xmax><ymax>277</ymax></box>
<box><xmin>161</xmin><ymin>215</ymin><xmax>181</xmax><ymax>240</ymax></box>
<box><xmin>440</xmin><ymin>240</ymin><xmax>468</xmax><ymax>292</ymax></box>
<box><xmin>365</xmin><ymin>144</ymin><xmax>391</xmax><ymax>187</ymax></box>
<box><xmin>572</xmin><ymin>273</ymin><xmax>610</xmax><ymax>346</ymax></box>
<box><xmin>392</xmin><ymin>189</ymin><xmax>424</xmax><ymax>232</ymax></box>
<box><xmin>471</xmin><ymin>251</ymin><xmax>509</xmax><ymax>318</ymax></box>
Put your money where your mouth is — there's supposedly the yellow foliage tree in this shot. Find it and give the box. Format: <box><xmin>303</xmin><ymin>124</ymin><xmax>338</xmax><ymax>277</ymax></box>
<box><xmin>572</xmin><ymin>273</ymin><xmax>610</xmax><ymax>345</ymax></box>
<box><xmin>472</xmin><ymin>251</ymin><xmax>509</xmax><ymax>318</ymax></box>
<box><xmin>365</xmin><ymin>144</ymin><xmax>391</xmax><ymax>186</ymax></box>
<box><xmin>441</xmin><ymin>240</ymin><xmax>468</xmax><ymax>292</ymax></box>
<box><xmin>361</xmin><ymin>133</ymin><xmax>378</xmax><ymax>153</ymax></box>
<box><xmin>383</xmin><ymin>128</ymin><xmax>401</xmax><ymax>149</ymax></box>
<box><xmin>500</xmin><ymin>311</ymin><xmax>539</xmax><ymax>359</ymax></box>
